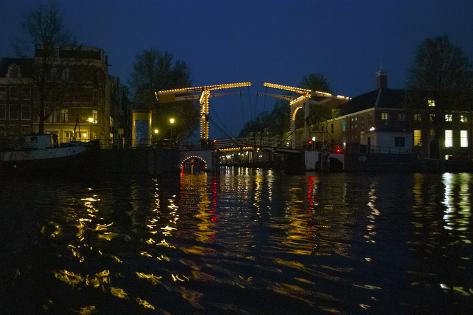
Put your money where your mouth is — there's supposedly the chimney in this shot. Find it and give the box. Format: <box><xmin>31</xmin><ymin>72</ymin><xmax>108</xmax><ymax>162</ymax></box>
<box><xmin>376</xmin><ymin>69</ymin><xmax>388</xmax><ymax>89</ymax></box>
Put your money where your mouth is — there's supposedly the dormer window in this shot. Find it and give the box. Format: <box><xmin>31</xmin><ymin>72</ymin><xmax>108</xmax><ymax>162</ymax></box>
<box><xmin>62</xmin><ymin>68</ymin><xmax>70</xmax><ymax>81</ymax></box>
<box><xmin>6</xmin><ymin>64</ymin><xmax>21</xmax><ymax>78</ymax></box>
<box><xmin>427</xmin><ymin>99</ymin><xmax>436</xmax><ymax>107</ymax></box>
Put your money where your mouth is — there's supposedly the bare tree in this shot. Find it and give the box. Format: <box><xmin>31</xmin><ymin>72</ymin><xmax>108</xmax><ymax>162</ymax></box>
<box><xmin>20</xmin><ymin>3</ymin><xmax>78</xmax><ymax>134</ymax></box>
<box><xmin>407</xmin><ymin>36</ymin><xmax>473</xmax><ymax>158</ymax></box>
<box><xmin>408</xmin><ymin>36</ymin><xmax>473</xmax><ymax>110</ymax></box>
<box><xmin>129</xmin><ymin>49</ymin><xmax>199</xmax><ymax>140</ymax></box>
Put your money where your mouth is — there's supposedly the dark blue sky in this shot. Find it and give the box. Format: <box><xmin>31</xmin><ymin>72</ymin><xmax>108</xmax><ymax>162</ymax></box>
<box><xmin>1</xmin><ymin>0</ymin><xmax>473</xmax><ymax>137</ymax></box>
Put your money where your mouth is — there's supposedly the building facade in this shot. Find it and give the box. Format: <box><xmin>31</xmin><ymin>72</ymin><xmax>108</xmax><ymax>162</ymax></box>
<box><xmin>323</xmin><ymin>71</ymin><xmax>472</xmax><ymax>160</ymax></box>
<box><xmin>0</xmin><ymin>58</ymin><xmax>34</xmax><ymax>143</ymax></box>
<box><xmin>0</xmin><ymin>46</ymin><xmax>130</xmax><ymax>147</ymax></box>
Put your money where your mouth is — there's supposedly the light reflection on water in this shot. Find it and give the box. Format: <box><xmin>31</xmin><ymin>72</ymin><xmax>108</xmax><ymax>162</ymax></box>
<box><xmin>0</xmin><ymin>170</ymin><xmax>472</xmax><ymax>313</ymax></box>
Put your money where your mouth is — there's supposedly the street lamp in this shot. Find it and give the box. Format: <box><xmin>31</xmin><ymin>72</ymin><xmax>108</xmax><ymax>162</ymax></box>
<box><xmin>153</xmin><ymin>128</ymin><xmax>159</xmax><ymax>135</ymax></box>
<box><xmin>169</xmin><ymin>117</ymin><xmax>175</xmax><ymax>141</ymax></box>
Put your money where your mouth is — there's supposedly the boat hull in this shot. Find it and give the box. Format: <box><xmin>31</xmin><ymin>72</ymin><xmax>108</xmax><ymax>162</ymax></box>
<box><xmin>0</xmin><ymin>146</ymin><xmax>95</xmax><ymax>176</ymax></box>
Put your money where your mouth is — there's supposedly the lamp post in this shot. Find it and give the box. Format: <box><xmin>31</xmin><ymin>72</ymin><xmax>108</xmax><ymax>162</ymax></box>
<box><xmin>169</xmin><ymin>117</ymin><xmax>175</xmax><ymax>141</ymax></box>
<box><xmin>153</xmin><ymin>128</ymin><xmax>159</xmax><ymax>144</ymax></box>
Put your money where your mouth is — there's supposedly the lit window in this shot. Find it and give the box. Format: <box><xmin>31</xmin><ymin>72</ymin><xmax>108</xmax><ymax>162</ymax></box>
<box><xmin>445</xmin><ymin>130</ymin><xmax>453</xmax><ymax>148</ymax></box>
<box><xmin>444</xmin><ymin>114</ymin><xmax>452</xmax><ymax>122</ymax></box>
<box><xmin>414</xmin><ymin>113</ymin><xmax>422</xmax><ymax>121</ymax></box>
<box><xmin>64</xmin><ymin>130</ymin><xmax>74</xmax><ymax>141</ymax></box>
<box><xmin>460</xmin><ymin>130</ymin><xmax>468</xmax><ymax>148</ymax></box>
<box><xmin>460</xmin><ymin>115</ymin><xmax>468</xmax><ymax>123</ymax></box>
<box><xmin>92</xmin><ymin>110</ymin><xmax>98</xmax><ymax>123</ymax></box>
<box><xmin>414</xmin><ymin>130</ymin><xmax>422</xmax><ymax>146</ymax></box>
<box><xmin>428</xmin><ymin>99</ymin><xmax>436</xmax><ymax>107</ymax></box>
<box><xmin>381</xmin><ymin>112</ymin><xmax>389</xmax><ymax>120</ymax></box>
<box><xmin>398</xmin><ymin>112</ymin><xmax>406</xmax><ymax>121</ymax></box>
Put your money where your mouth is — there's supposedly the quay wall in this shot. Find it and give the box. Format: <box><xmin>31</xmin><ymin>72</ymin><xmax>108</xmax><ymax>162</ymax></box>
<box><xmin>89</xmin><ymin>148</ymin><xmax>180</xmax><ymax>175</ymax></box>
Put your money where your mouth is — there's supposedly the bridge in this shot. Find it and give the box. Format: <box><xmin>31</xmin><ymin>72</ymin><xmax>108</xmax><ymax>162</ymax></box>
<box><xmin>175</xmin><ymin>135</ymin><xmax>345</xmax><ymax>173</ymax></box>
<box><xmin>155</xmin><ymin>82</ymin><xmax>349</xmax><ymax>173</ymax></box>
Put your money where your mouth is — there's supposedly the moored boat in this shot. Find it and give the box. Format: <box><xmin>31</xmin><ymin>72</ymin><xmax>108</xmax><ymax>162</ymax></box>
<box><xmin>0</xmin><ymin>134</ymin><xmax>92</xmax><ymax>175</ymax></box>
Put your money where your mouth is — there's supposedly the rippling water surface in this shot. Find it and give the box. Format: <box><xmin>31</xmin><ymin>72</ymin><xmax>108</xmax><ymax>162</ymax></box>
<box><xmin>1</xmin><ymin>169</ymin><xmax>472</xmax><ymax>313</ymax></box>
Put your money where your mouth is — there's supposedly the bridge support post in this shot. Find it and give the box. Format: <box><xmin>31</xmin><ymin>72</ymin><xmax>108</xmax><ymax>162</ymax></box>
<box><xmin>303</xmin><ymin>101</ymin><xmax>309</xmax><ymax>144</ymax></box>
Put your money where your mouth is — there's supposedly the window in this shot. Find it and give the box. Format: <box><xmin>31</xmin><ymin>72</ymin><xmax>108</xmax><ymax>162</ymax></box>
<box><xmin>428</xmin><ymin>99</ymin><xmax>436</xmax><ymax>107</ymax></box>
<box><xmin>21</xmin><ymin>104</ymin><xmax>31</xmax><ymax>120</ymax></box>
<box><xmin>64</xmin><ymin>130</ymin><xmax>74</xmax><ymax>142</ymax></box>
<box><xmin>0</xmin><ymin>125</ymin><xmax>5</xmax><ymax>136</ymax></box>
<box><xmin>9</xmin><ymin>104</ymin><xmax>20</xmax><ymax>120</ymax></box>
<box><xmin>47</xmin><ymin>110</ymin><xmax>57</xmax><ymax>123</ymax></box>
<box><xmin>460</xmin><ymin>115</ymin><xmax>468</xmax><ymax>123</ymax></box>
<box><xmin>60</xmin><ymin>109</ymin><xmax>69</xmax><ymax>122</ymax></box>
<box><xmin>445</xmin><ymin>130</ymin><xmax>453</xmax><ymax>148</ymax></box>
<box><xmin>381</xmin><ymin>112</ymin><xmax>389</xmax><ymax>120</ymax></box>
<box><xmin>62</xmin><ymin>68</ymin><xmax>70</xmax><ymax>81</ymax></box>
<box><xmin>0</xmin><ymin>104</ymin><xmax>6</xmax><ymax>120</ymax></box>
<box><xmin>0</xmin><ymin>87</ymin><xmax>6</xmax><ymax>98</ymax></box>
<box><xmin>398</xmin><ymin>112</ymin><xmax>406</xmax><ymax>121</ymax></box>
<box><xmin>331</xmin><ymin>123</ymin><xmax>334</xmax><ymax>133</ymax></box>
<box><xmin>395</xmin><ymin>136</ymin><xmax>405</xmax><ymax>147</ymax></box>
<box><xmin>414</xmin><ymin>113</ymin><xmax>422</xmax><ymax>121</ymax></box>
<box><xmin>21</xmin><ymin>125</ymin><xmax>31</xmax><ymax>135</ymax></box>
<box><xmin>22</xmin><ymin>87</ymin><xmax>31</xmax><ymax>99</ymax></box>
<box><xmin>445</xmin><ymin>114</ymin><xmax>453</xmax><ymax>122</ymax></box>
<box><xmin>460</xmin><ymin>130</ymin><xmax>468</xmax><ymax>148</ymax></box>
<box><xmin>9</xmin><ymin>87</ymin><xmax>18</xmax><ymax>98</ymax></box>
<box><xmin>341</xmin><ymin>120</ymin><xmax>346</xmax><ymax>132</ymax></box>
<box><xmin>92</xmin><ymin>110</ymin><xmax>98</xmax><ymax>123</ymax></box>
<box><xmin>429</xmin><ymin>113</ymin><xmax>435</xmax><ymax>122</ymax></box>
<box><xmin>414</xmin><ymin>130</ymin><xmax>422</xmax><ymax>146</ymax></box>
<box><xmin>7</xmin><ymin>64</ymin><xmax>20</xmax><ymax>78</ymax></box>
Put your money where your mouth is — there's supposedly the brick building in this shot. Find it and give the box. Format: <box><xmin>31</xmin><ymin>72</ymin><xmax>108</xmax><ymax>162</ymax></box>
<box><xmin>322</xmin><ymin>71</ymin><xmax>473</xmax><ymax>160</ymax></box>
<box><xmin>0</xmin><ymin>58</ymin><xmax>34</xmax><ymax>140</ymax></box>
<box><xmin>0</xmin><ymin>46</ymin><xmax>130</xmax><ymax>147</ymax></box>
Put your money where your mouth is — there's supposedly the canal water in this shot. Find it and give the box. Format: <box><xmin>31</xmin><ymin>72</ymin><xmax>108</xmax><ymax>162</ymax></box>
<box><xmin>1</xmin><ymin>169</ymin><xmax>472</xmax><ymax>314</ymax></box>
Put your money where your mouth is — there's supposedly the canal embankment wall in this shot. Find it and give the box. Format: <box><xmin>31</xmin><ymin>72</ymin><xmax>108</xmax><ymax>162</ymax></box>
<box><xmin>90</xmin><ymin>148</ymin><xmax>180</xmax><ymax>175</ymax></box>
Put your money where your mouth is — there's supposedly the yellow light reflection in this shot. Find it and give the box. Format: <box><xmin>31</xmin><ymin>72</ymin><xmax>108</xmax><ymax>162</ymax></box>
<box><xmin>78</xmin><ymin>305</ymin><xmax>97</xmax><ymax>315</ymax></box>
<box><xmin>110</xmin><ymin>287</ymin><xmax>128</xmax><ymax>299</ymax></box>
<box><xmin>365</xmin><ymin>183</ymin><xmax>379</xmax><ymax>245</ymax></box>
<box><xmin>135</xmin><ymin>272</ymin><xmax>162</xmax><ymax>285</ymax></box>
<box><xmin>136</xmin><ymin>297</ymin><xmax>156</xmax><ymax>310</ymax></box>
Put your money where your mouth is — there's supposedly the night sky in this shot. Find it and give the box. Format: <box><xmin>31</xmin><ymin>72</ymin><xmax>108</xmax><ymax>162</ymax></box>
<box><xmin>1</xmin><ymin>0</ymin><xmax>472</xmax><ymax>137</ymax></box>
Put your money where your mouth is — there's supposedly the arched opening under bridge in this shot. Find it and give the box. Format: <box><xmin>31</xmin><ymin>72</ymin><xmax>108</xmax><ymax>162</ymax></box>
<box><xmin>180</xmin><ymin>156</ymin><xmax>208</xmax><ymax>174</ymax></box>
